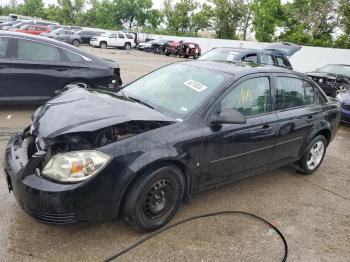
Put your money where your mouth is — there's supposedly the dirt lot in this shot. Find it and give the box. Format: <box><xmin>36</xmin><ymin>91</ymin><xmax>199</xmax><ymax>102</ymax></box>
<box><xmin>0</xmin><ymin>47</ymin><xmax>349</xmax><ymax>262</ymax></box>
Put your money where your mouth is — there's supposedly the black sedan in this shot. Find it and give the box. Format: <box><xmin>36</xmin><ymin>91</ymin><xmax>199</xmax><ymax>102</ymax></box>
<box><xmin>4</xmin><ymin>61</ymin><xmax>340</xmax><ymax>231</ymax></box>
<box><xmin>0</xmin><ymin>31</ymin><xmax>122</xmax><ymax>104</ymax></box>
<box><xmin>307</xmin><ymin>64</ymin><xmax>350</xmax><ymax>97</ymax></box>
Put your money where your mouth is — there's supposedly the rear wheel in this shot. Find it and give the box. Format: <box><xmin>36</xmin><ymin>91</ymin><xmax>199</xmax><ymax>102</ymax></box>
<box><xmin>124</xmin><ymin>42</ymin><xmax>131</xmax><ymax>50</ymax></box>
<box><xmin>72</xmin><ymin>39</ymin><xmax>80</xmax><ymax>47</ymax></box>
<box><xmin>298</xmin><ymin>135</ymin><xmax>327</xmax><ymax>175</ymax></box>
<box><xmin>122</xmin><ymin>165</ymin><xmax>185</xmax><ymax>232</ymax></box>
<box><xmin>100</xmin><ymin>41</ymin><xmax>107</xmax><ymax>49</ymax></box>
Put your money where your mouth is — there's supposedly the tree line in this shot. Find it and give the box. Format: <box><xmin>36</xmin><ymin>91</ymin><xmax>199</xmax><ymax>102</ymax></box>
<box><xmin>1</xmin><ymin>0</ymin><xmax>350</xmax><ymax>49</ymax></box>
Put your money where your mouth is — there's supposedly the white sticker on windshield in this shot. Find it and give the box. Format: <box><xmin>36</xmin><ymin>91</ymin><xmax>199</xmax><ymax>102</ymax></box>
<box><xmin>184</xmin><ymin>80</ymin><xmax>208</xmax><ymax>92</ymax></box>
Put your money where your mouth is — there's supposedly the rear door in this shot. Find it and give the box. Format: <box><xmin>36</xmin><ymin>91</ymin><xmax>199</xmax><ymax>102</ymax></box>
<box><xmin>7</xmin><ymin>37</ymin><xmax>71</xmax><ymax>102</ymax></box>
<box><xmin>270</xmin><ymin>74</ymin><xmax>322</xmax><ymax>166</ymax></box>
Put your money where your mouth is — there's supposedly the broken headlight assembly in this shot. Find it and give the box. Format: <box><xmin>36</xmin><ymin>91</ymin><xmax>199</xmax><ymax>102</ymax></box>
<box><xmin>42</xmin><ymin>150</ymin><xmax>111</xmax><ymax>183</ymax></box>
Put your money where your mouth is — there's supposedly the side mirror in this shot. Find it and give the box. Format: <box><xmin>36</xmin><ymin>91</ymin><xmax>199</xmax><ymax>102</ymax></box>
<box><xmin>209</xmin><ymin>108</ymin><xmax>246</xmax><ymax>125</ymax></box>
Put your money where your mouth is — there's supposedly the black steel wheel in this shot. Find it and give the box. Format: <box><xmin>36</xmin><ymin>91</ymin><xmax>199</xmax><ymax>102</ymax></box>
<box><xmin>122</xmin><ymin>165</ymin><xmax>185</xmax><ymax>232</ymax></box>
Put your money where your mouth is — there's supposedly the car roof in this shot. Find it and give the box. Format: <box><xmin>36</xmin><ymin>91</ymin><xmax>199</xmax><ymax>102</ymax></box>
<box><xmin>210</xmin><ymin>47</ymin><xmax>287</xmax><ymax>56</ymax></box>
<box><xmin>180</xmin><ymin>60</ymin><xmax>301</xmax><ymax>76</ymax></box>
<box><xmin>0</xmin><ymin>31</ymin><xmax>96</xmax><ymax>58</ymax></box>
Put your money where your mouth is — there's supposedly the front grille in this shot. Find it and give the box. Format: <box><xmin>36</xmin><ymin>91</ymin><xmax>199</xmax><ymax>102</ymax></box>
<box><xmin>341</xmin><ymin>103</ymin><xmax>350</xmax><ymax>111</ymax></box>
<box><xmin>23</xmin><ymin>207</ymin><xmax>78</xmax><ymax>224</ymax></box>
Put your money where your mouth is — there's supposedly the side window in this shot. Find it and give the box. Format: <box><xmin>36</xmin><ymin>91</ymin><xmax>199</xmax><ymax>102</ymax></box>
<box><xmin>110</xmin><ymin>33</ymin><xmax>117</xmax><ymax>38</ymax></box>
<box><xmin>242</xmin><ymin>54</ymin><xmax>258</xmax><ymax>63</ymax></box>
<box><xmin>118</xmin><ymin>33</ymin><xmax>125</xmax><ymax>39</ymax></box>
<box><xmin>36</xmin><ymin>27</ymin><xmax>45</xmax><ymax>31</ymax></box>
<box><xmin>0</xmin><ymin>37</ymin><xmax>9</xmax><ymax>58</ymax></box>
<box><xmin>220</xmin><ymin>77</ymin><xmax>271</xmax><ymax>117</ymax></box>
<box><xmin>17</xmin><ymin>39</ymin><xmax>61</xmax><ymax>62</ymax></box>
<box><xmin>275</xmin><ymin>77</ymin><xmax>317</xmax><ymax>110</ymax></box>
<box><xmin>64</xmin><ymin>50</ymin><xmax>84</xmax><ymax>63</ymax></box>
<box><xmin>275</xmin><ymin>56</ymin><xmax>291</xmax><ymax>68</ymax></box>
<box><xmin>125</xmin><ymin>33</ymin><xmax>134</xmax><ymax>39</ymax></box>
<box><xmin>304</xmin><ymin>81</ymin><xmax>315</xmax><ymax>104</ymax></box>
<box><xmin>260</xmin><ymin>54</ymin><xmax>274</xmax><ymax>66</ymax></box>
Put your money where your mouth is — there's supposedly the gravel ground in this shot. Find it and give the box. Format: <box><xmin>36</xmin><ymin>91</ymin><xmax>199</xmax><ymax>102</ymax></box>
<box><xmin>0</xmin><ymin>46</ymin><xmax>349</xmax><ymax>262</ymax></box>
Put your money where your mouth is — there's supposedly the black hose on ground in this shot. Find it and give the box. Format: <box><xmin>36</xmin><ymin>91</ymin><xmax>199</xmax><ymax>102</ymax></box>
<box><xmin>103</xmin><ymin>211</ymin><xmax>288</xmax><ymax>262</ymax></box>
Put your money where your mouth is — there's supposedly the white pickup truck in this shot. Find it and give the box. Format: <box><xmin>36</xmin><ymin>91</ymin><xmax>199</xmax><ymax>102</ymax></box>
<box><xmin>90</xmin><ymin>31</ymin><xmax>136</xmax><ymax>50</ymax></box>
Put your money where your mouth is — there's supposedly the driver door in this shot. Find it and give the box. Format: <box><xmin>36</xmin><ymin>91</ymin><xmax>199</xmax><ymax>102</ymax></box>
<box><xmin>200</xmin><ymin>74</ymin><xmax>279</xmax><ymax>187</ymax></box>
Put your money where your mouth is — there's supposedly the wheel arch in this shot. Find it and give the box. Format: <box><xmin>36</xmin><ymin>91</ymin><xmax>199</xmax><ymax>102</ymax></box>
<box><xmin>313</xmin><ymin>128</ymin><xmax>332</xmax><ymax>145</ymax></box>
<box><xmin>118</xmin><ymin>158</ymin><xmax>192</xmax><ymax>215</ymax></box>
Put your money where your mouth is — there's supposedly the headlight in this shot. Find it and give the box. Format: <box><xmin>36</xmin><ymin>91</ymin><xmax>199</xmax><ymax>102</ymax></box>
<box><xmin>42</xmin><ymin>150</ymin><xmax>111</xmax><ymax>183</ymax></box>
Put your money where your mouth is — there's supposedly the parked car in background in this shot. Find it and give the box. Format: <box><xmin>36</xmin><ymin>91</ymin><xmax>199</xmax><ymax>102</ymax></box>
<box><xmin>0</xmin><ymin>31</ymin><xmax>122</xmax><ymax>104</ymax></box>
<box><xmin>336</xmin><ymin>91</ymin><xmax>350</xmax><ymax>124</ymax></box>
<box><xmin>144</xmin><ymin>39</ymin><xmax>172</xmax><ymax>54</ymax></box>
<box><xmin>61</xmin><ymin>25</ymin><xmax>82</xmax><ymax>31</ymax></box>
<box><xmin>165</xmin><ymin>41</ymin><xmax>201</xmax><ymax>59</ymax></box>
<box><xmin>199</xmin><ymin>42</ymin><xmax>301</xmax><ymax>70</ymax></box>
<box><xmin>0</xmin><ymin>20</ymin><xmax>26</xmax><ymax>30</ymax></box>
<box><xmin>3</xmin><ymin>61</ymin><xmax>340</xmax><ymax>231</ymax></box>
<box><xmin>137</xmin><ymin>39</ymin><xmax>155</xmax><ymax>50</ymax></box>
<box><xmin>77</xmin><ymin>30</ymin><xmax>105</xmax><ymax>44</ymax></box>
<box><xmin>15</xmin><ymin>24</ymin><xmax>51</xmax><ymax>35</ymax></box>
<box><xmin>40</xmin><ymin>29</ymin><xmax>82</xmax><ymax>47</ymax></box>
<box><xmin>307</xmin><ymin>64</ymin><xmax>350</xmax><ymax>97</ymax></box>
<box><xmin>90</xmin><ymin>31</ymin><xmax>135</xmax><ymax>50</ymax></box>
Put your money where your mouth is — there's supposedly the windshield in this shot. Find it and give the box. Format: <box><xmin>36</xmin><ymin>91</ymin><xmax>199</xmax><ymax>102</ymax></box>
<box><xmin>318</xmin><ymin>65</ymin><xmax>350</xmax><ymax>78</ymax></box>
<box><xmin>199</xmin><ymin>49</ymin><xmax>241</xmax><ymax>62</ymax></box>
<box><xmin>122</xmin><ymin>64</ymin><xmax>229</xmax><ymax>118</ymax></box>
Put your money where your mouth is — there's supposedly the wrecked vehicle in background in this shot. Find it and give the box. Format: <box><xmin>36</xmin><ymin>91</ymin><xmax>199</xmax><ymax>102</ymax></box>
<box><xmin>4</xmin><ymin>61</ymin><xmax>340</xmax><ymax>232</ymax></box>
<box><xmin>307</xmin><ymin>64</ymin><xmax>350</xmax><ymax>97</ymax></box>
<box><xmin>165</xmin><ymin>41</ymin><xmax>201</xmax><ymax>59</ymax></box>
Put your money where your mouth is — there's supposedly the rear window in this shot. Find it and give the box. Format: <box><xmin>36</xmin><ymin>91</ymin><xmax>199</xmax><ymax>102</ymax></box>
<box><xmin>125</xmin><ymin>33</ymin><xmax>134</xmax><ymax>39</ymax></box>
<box><xmin>199</xmin><ymin>49</ymin><xmax>240</xmax><ymax>62</ymax></box>
<box><xmin>0</xmin><ymin>37</ymin><xmax>9</xmax><ymax>58</ymax></box>
<box><xmin>275</xmin><ymin>56</ymin><xmax>291</xmax><ymax>68</ymax></box>
<box><xmin>17</xmin><ymin>39</ymin><xmax>61</xmax><ymax>62</ymax></box>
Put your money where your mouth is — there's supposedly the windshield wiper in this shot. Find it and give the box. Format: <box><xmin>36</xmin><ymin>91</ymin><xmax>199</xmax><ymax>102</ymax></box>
<box><xmin>128</xmin><ymin>96</ymin><xmax>154</xmax><ymax>109</ymax></box>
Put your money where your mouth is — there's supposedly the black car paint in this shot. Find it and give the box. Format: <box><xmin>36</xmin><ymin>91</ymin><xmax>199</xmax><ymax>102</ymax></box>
<box><xmin>4</xmin><ymin>62</ymin><xmax>340</xmax><ymax>225</ymax></box>
<box><xmin>0</xmin><ymin>31</ymin><xmax>122</xmax><ymax>104</ymax></box>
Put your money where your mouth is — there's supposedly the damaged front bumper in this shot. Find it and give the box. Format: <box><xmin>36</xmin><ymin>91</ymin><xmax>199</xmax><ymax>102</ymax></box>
<box><xmin>3</xmin><ymin>131</ymin><xmax>122</xmax><ymax>225</ymax></box>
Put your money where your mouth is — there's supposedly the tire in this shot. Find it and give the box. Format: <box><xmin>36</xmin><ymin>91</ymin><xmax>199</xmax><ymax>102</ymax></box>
<box><xmin>124</xmin><ymin>42</ymin><xmax>131</xmax><ymax>50</ymax></box>
<box><xmin>100</xmin><ymin>41</ymin><xmax>107</xmax><ymax>49</ymax></box>
<box><xmin>122</xmin><ymin>165</ymin><xmax>185</xmax><ymax>232</ymax></box>
<box><xmin>193</xmin><ymin>53</ymin><xmax>200</xmax><ymax>59</ymax></box>
<box><xmin>336</xmin><ymin>82</ymin><xmax>350</xmax><ymax>94</ymax></box>
<box><xmin>72</xmin><ymin>39</ymin><xmax>80</xmax><ymax>47</ymax></box>
<box><xmin>298</xmin><ymin>135</ymin><xmax>327</xmax><ymax>175</ymax></box>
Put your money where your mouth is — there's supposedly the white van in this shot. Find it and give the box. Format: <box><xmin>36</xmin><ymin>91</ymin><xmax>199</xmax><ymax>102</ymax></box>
<box><xmin>90</xmin><ymin>31</ymin><xmax>135</xmax><ymax>50</ymax></box>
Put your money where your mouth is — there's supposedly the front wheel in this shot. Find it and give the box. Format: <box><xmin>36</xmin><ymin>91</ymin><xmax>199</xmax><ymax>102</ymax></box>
<box><xmin>298</xmin><ymin>135</ymin><xmax>327</xmax><ymax>175</ymax></box>
<box><xmin>122</xmin><ymin>165</ymin><xmax>185</xmax><ymax>232</ymax></box>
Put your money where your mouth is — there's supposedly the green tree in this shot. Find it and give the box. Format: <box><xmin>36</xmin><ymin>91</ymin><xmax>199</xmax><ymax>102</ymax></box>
<box><xmin>192</xmin><ymin>3</ymin><xmax>213</xmax><ymax>32</ymax></box>
<box><xmin>22</xmin><ymin>0</ymin><xmax>44</xmax><ymax>17</ymax></box>
<box><xmin>114</xmin><ymin>0</ymin><xmax>153</xmax><ymax>30</ymax></box>
<box><xmin>251</xmin><ymin>0</ymin><xmax>282</xmax><ymax>42</ymax></box>
<box><xmin>211</xmin><ymin>0</ymin><xmax>246</xmax><ymax>39</ymax></box>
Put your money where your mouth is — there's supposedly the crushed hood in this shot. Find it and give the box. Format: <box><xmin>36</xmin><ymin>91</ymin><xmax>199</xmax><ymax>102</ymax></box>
<box><xmin>32</xmin><ymin>87</ymin><xmax>175</xmax><ymax>138</ymax></box>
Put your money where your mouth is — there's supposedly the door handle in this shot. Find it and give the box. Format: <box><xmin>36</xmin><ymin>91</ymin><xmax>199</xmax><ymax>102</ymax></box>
<box><xmin>262</xmin><ymin>124</ymin><xmax>271</xmax><ymax>129</ymax></box>
<box><xmin>306</xmin><ymin>115</ymin><xmax>315</xmax><ymax>123</ymax></box>
<box><xmin>52</xmin><ymin>68</ymin><xmax>69</xmax><ymax>71</ymax></box>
